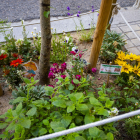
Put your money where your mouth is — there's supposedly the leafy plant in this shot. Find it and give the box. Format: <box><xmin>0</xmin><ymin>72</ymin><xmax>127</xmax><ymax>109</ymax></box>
<box><xmin>100</xmin><ymin>30</ymin><xmax>125</xmax><ymax>63</ymax></box>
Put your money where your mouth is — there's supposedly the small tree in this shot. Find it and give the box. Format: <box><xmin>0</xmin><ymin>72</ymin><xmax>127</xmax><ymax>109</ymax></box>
<box><xmin>39</xmin><ymin>0</ymin><xmax>52</xmax><ymax>85</ymax></box>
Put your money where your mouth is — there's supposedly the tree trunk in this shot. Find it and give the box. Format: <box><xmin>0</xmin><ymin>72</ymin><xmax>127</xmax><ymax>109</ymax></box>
<box><xmin>88</xmin><ymin>0</ymin><xmax>113</xmax><ymax>70</ymax></box>
<box><xmin>39</xmin><ymin>0</ymin><xmax>51</xmax><ymax>85</ymax></box>
<box><xmin>107</xmin><ymin>0</ymin><xmax>117</xmax><ymax>30</ymax></box>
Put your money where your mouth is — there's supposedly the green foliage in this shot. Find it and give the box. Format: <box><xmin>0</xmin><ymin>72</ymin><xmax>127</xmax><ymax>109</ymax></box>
<box><xmin>0</xmin><ymin>77</ymin><xmax>115</xmax><ymax>140</ymax></box>
<box><xmin>100</xmin><ymin>29</ymin><xmax>125</xmax><ymax>63</ymax></box>
<box><xmin>124</xmin><ymin>115</ymin><xmax>140</xmax><ymax>140</ymax></box>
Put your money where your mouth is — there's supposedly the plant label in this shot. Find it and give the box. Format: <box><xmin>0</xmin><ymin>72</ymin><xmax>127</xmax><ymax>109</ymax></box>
<box><xmin>99</xmin><ymin>64</ymin><xmax>122</xmax><ymax>75</ymax></box>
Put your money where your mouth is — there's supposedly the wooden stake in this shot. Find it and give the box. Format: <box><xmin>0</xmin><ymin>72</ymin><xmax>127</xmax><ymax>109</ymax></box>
<box><xmin>106</xmin><ymin>62</ymin><xmax>112</xmax><ymax>87</ymax></box>
<box><xmin>88</xmin><ymin>0</ymin><xmax>113</xmax><ymax>70</ymax></box>
<box><xmin>0</xmin><ymin>84</ymin><xmax>3</xmax><ymax>96</ymax></box>
<box><xmin>107</xmin><ymin>0</ymin><xmax>117</xmax><ymax>30</ymax></box>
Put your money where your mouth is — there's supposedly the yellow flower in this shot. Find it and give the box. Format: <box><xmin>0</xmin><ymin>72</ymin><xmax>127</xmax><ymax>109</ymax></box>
<box><xmin>121</xmin><ymin>64</ymin><xmax>133</xmax><ymax>74</ymax></box>
<box><xmin>126</xmin><ymin>53</ymin><xmax>137</xmax><ymax>61</ymax></box>
<box><xmin>133</xmin><ymin>65</ymin><xmax>140</xmax><ymax>74</ymax></box>
<box><xmin>136</xmin><ymin>55</ymin><xmax>140</xmax><ymax>62</ymax></box>
<box><xmin>117</xmin><ymin>51</ymin><xmax>126</xmax><ymax>60</ymax></box>
<box><xmin>115</xmin><ymin>59</ymin><xmax>126</xmax><ymax>66</ymax></box>
<box><xmin>129</xmin><ymin>75</ymin><xmax>134</xmax><ymax>82</ymax></box>
<box><xmin>137</xmin><ymin>116</ymin><xmax>140</xmax><ymax>119</ymax></box>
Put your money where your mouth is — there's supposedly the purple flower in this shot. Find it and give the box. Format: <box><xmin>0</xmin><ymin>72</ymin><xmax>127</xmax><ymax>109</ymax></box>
<box><xmin>92</xmin><ymin>68</ymin><xmax>97</xmax><ymax>73</ymax></box>
<box><xmin>71</xmin><ymin>13</ymin><xmax>73</xmax><ymax>16</ymax></box>
<box><xmin>78</xmin><ymin>11</ymin><xmax>81</xmax><ymax>14</ymax></box>
<box><xmin>92</xmin><ymin>6</ymin><xmax>94</xmax><ymax>9</ymax></box>
<box><xmin>75</xmin><ymin>49</ymin><xmax>78</xmax><ymax>53</ymax></box>
<box><xmin>89</xmin><ymin>24</ymin><xmax>90</xmax><ymax>26</ymax></box>
<box><xmin>76</xmin><ymin>75</ymin><xmax>81</xmax><ymax>80</ymax></box>
<box><xmin>48</xmin><ymin>72</ymin><xmax>55</xmax><ymax>79</ymax></box>
<box><xmin>92</xmin><ymin>9</ymin><xmax>95</xmax><ymax>12</ymax></box>
<box><xmin>67</xmin><ymin>12</ymin><xmax>71</xmax><ymax>16</ymax></box>
<box><xmin>97</xmin><ymin>13</ymin><xmax>99</xmax><ymax>16</ymax></box>
<box><xmin>61</xmin><ymin>75</ymin><xmax>66</xmax><ymax>79</ymax></box>
<box><xmin>67</xmin><ymin>6</ymin><xmax>70</xmax><ymax>11</ymax></box>
<box><xmin>78</xmin><ymin>6</ymin><xmax>80</xmax><ymax>8</ymax></box>
<box><xmin>77</xmin><ymin>14</ymin><xmax>80</xmax><ymax>17</ymax></box>
<box><xmin>48</xmin><ymin>85</ymin><xmax>54</xmax><ymax>88</ymax></box>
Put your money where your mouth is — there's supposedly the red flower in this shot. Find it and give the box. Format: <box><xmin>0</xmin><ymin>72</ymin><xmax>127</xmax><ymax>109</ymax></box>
<box><xmin>10</xmin><ymin>58</ymin><xmax>23</xmax><ymax>67</ymax></box>
<box><xmin>70</xmin><ymin>51</ymin><xmax>76</xmax><ymax>55</ymax></box>
<box><xmin>3</xmin><ymin>69</ymin><xmax>10</xmax><ymax>76</ymax></box>
<box><xmin>0</xmin><ymin>54</ymin><xmax>8</xmax><ymax>60</ymax></box>
<box><xmin>12</xmin><ymin>53</ymin><xmax>18</xmax><ymax>58</ymax></box>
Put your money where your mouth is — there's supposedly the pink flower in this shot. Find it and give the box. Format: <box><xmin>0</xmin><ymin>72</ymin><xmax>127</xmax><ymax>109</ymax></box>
<box><xmin>75</xmin><ymin>75</ymin><xmax>81</xmax><ymax>80</ymax></box>
<box><xmin>92</xmin><ymin>68</ymin><xmax>97</xmax><ymax>73</ymax></box>
<box><xmin>78</xmin><ymin>53</ymin><xmax>83</xmax><ymax>58</ymax></box>
<box><xmin>48</xmin><ymin>72</ymin><xmax>55</xmax><ymax>79</ymax></box>
<box><xmin>70</xmin><ymin>51</ymin><xmax>76</xmax><ymax>55</ymax></box>
<box><xmin>48</xmin><ymin>85</ymin><xmax>54</xmax><ymax>88</ymax></box>
<box><xmin>61</xmin><ymin>62</ymin><xmax>67</xmax><ymax>70</ymax></box>
<box><xmin>53</xmin><ymin>63</ymin><xmax>59</xmax><ymax>68</ymax></box>
<box><xmin>61</xmin><ymin>75</ymin><xmax>66</xmax><ymax>79</ymax></box>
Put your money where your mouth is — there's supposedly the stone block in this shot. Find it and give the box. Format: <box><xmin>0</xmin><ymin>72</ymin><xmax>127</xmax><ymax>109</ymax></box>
<box><xmin>125</xmin><ymin>32</ymin><xmax>137</xmax><ymax>39</ymax></box>
<box><xmin>125</xmin><ymin>40</ymin><xmax>134</xmax><ymax>48</ymax></box>
<box><xmin>131</xmin><ymin>39</ymin><xmax>140</xmax><ymax>46</ymax></box>
<box><xmin>120</xmin><ymin>26</ymin><xmax>131</xmax><ymax>33</ymax></box>
<box><xmin>111</xmin><ymin>27</ymin><xmax>122</xmax><ymax>33</ymax></box>
<box><xmin>127</xmin><ymin>47</ymin><xmax>140</xmax><ymax>55</ymax></box>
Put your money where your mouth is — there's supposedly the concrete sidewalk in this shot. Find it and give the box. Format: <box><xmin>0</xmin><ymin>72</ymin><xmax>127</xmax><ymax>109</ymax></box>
<box><xmin>0</xmin><ymin>7</ymin><xmax>140</xmax><ymax>55</ymax></box>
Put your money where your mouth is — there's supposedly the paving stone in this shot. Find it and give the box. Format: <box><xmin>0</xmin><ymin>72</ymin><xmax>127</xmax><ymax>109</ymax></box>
<box><xmin>131</xmin><ymin>38</ymin><xmax>140</xmax><ymax>46</ymax></box>
<box><xmin>111</xmin><ymin>27</ymin><xmax>122</xmax><ymax>33</ymax></box>
<box><xmin>130</xmin><ymin>25</ymin><xmax>140</xmax><ymax>31</ymax></box>
<box><xmin>127</xmin><ymin>47</ymin><xmax>140</xmax><ymax>55</ymax></box>
<box><xmin>125</xmin><ymin>32</ymin><xmax>137</xmax><ymax>39</ymax></box>
<box><xmin>117</xmin><ymin>23</ymin><xmax>126</xmax><ymax>27</ymax></box>
<box><xmin>137</xmin><ymin>46</ymin><xmax>140</xmax><ymax>52</ymax></box>
<box><xmin>120</xmin><ymin>26</ymin><xmax>132</xmax><ymax>32</ymax></box>
<box><xmin>125</xmin><ymin>40</ymin><xmax>134</xmax><ymax>48</ymax></box>
<box><xmin>122</xmin><ymin>34</ymin><xmax>129</xmax><ymax>40</ymax></box>
<box><xmin>136</xmin><ymin>31</ymin><xmax>140</xmax><ymax>37</ymax></box>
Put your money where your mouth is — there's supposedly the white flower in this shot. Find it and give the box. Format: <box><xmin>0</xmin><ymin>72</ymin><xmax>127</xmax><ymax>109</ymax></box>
<box><xmin>9</xmin><ymin>27</ymin><xmax>13</xmax><ymax>30</ymax></box>
<box><xmin>1</xmin><ymin>50</ymin><xmax>5</xmax><ymax>54</ymax></box>
<box><xmin>108</xmin><ymin>107</ymin><xmax>119</xmax><ymax>117</ymax></box>
<box><xmin>33</xmin><ymin>27</ymin><xmax>37</xmax><ymax>30</ymax></box>
<box><xmin>5</xmin><ymin>80</ymin><xmax>8</xmax><ymax>84</ymax></box>
<box><xmin>65</xmin><ymin>36</ymin><xmax>69</xmax><ymax>43</ymax></box>
<box><xmin>39</xmin><ymin>31</ymin><xmax>41</xmax><ymax>33</ymax></box>
<box><xmin>72</xmin><ymin>46</ymin><xmax>79</xmax><ymax>53</ymax></box>
<box><xmin>135</xmin><ymin>102</ymin><xmax>138</xmax><ymax>106</ymax></box>
<box><xmin>63</xmin><ymin>33</ymin><xmax>66</xmax><ymax>36</ymax></box>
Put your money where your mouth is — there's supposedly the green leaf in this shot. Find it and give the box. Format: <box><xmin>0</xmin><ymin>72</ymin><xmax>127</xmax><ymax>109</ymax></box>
<box><xmin>67</xmin><ymin>105</ymin><xmax>75</xmax><ymax>113</ymax></box>
<box><xmin>6</xmin><ymin>121</ymin><xmax>16</xmax><ymax>131</ymax></box>
<box><xmin>26</xmin><ymin>107</ymin><xmax>37</xmax><ymax>116</ymax></box>
<box><xmin>44</xmin><ymin>86</ymin><xmax>54</xmax><ymax>92</ymax></box>
<box><xmin>61</xmin><ymin>116</ymin><xmax>72</xmax><ymax>128</ymax></box>
<box><xmin>13</xmin><ymin>97</ymin><xmax>25</xmax><ymax>104</ymax></box>
<box><xmin>23</xmin><ymin>78</ymin><xmax>30</xmax><ymax>84</ymax></box>
<box><xmin>84</xmin><ymin>114</ymin><xmax>95</xmax><ymax>124</ymax></box>
<box><xmin>68</xmin><ymin>94</ymin><xmax>76</xmax><ymax>102</ymax></box>
<box><xmin>43</xmin><ymin>11</ymin><xmax>50</xmax><ymax>18</ymax></box>
<box><xmin>107</xmin><ymin>132</ymin><xmax>114</xmax><ymax>140</ymax></box>
<box><xmin>39</xmin><ymin>128</ymin><xmax>47</xmax><ymax>135</ymax></box>
<box><xmin>89</xmin><ymin>127</ymin><xmax>100</xmax><ymax>138</ymax></box>
<box><xmin>76</xmin><ymin>104</ymin><xmax>88</xmax><ymax>111</ymax></box>
<box><xmin>15</xmin><ymin>124</ymin><xmax>23</xmax><ymax>133</ymax></box>
<box><xmin>74</xmin><ymin>93</ymin><xmax>83</xmax><ymax>100</ymax></box>
<box><xmin>0</xmin><ymin>123</ymin><xmax>8</xmax><ymax>129</ymax></box>
<box><xmin>105</xmin><ymin>99</ymin><xmax>114</xmax><ymax>108</ymax></box>
<box><xmin>16</xmin><ymin>102</ymin><xmax>22</xmax><ymax>114</ymax></box>
<box><xmin>90</xmin><ymin>97</ymin><xmax>102</xmax><ymax>106</ymax></box>
<box><xmin>43</xmin><ymin>119</ymin><xmax>49</xmax><ymax>125</ymax></box>
<box><xmin>56</xmin><ymin>80</ymin><xmax>61</xmax><ymax>85</ymax></box>
<box><xmin>68</xmin><ymin>84</ymin><xmax>75</xmax><ymax>90</ymax></box>
<box><xmin>52</xmin><ymin>100</ymin><xmax>66</xmax><ymax>108</ymax></box>
<box><xmin>97</xmin><ymin>108</ymin><xmax>109</xmax><ymax>116</ymax></box>
<box><xmin>75</xmin><ymin>136</ymin><xmax>86</xmax><ymax>140</ymax></box>
<box><xmin>19</xmin><ymin>119</ymin><xmax>31</xmax><ymax>129</ymax></box>
<box><xmin>50</xmin><ymin>121</ymin><xmax>65</xmax><ymax>132</ymax></box>
<box><xmin>73</xmin><ymin>79</ymin><xmax>79</xmax><ymax>84</ymax></box>
<box><xmin>30</xmin><ymin>77</ymin><xmax>34</xmax><ymax>83</ymax></box>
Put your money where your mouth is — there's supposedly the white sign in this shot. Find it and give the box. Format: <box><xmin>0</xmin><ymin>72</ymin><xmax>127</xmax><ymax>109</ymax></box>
<box><xmin>99</xmin><ymin>64</ymin><xmax>122</xmax><ymax>75</ymax></box>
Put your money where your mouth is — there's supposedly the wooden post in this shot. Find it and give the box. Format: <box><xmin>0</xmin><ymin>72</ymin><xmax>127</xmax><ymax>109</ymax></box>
<box><xmin>88</xmin><ymin>0</ymin><xmax>113</xmax><ymax>70</ymax></box>
<box><xmin>0</xmin><ymin>84</ymin><xmax>3</xmax><ymax>96</ymax></box>
<box><xmin>107</xmin><ymin>0</ymin><xmax>117</xmax><ymax>30</ymax></box>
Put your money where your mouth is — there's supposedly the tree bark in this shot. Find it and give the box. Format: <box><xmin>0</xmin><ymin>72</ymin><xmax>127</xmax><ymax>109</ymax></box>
<box><xmin>107</xmin><ymin>0</ymin><xmax>117</xmax><ymax>30</ymax></box>
<box><xmin>39</xmin><ymin>0</ymin><xmax>51</xmax><ymax>85</ymax></box>
<box><xmin>0</xmin><ymin>84</ymin><xmax>3</xmax><ymax>96</ymax></box>
<box><xmin>88</xmin><ymin>0</ymin><xmax>113</xmax><ymax>70</ymax></box>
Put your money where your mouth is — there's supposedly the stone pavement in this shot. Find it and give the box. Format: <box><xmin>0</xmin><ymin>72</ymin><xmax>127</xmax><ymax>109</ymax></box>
<box><xmin>0</xmin><ymin>7</ymin><xmax>140</xmax><ymax>55</ymax></box>
<box><xmin>111</xmin><ymin>21</ymin><xmax>140</xmax><ymax>55</ymax></box>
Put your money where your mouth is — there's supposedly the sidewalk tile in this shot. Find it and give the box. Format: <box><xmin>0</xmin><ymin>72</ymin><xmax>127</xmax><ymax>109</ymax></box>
<box><xmin>125</xmin><ymin>32</ymin><xmax>137</xmax><ymax>39</ymax></box>
<box><xmin>118</xmin><ymin>23</ymin><xmax>126</xmax><ymax>27</ymax></box>
<box><xmin>122</xmin><ymin>34</ymin><xmax>128</xmax><ymax>40</ymax></box>
<box><xmin>131</xmin><ymin>39</ymin><xmax>140</xmax><ymax>46</ymax></box>
<box><xmin>136</xmin><ymin>31</ymin><xmax>140</xmax><ymax>37</ymax></box>
<box><xmin>125</xmin><ymin>40</ymin><xmax>134</xmax><ymax>48</ymax></box>
<box><xmin>127</xmin><ymin>47</ymin><xmax>140</xmax><ymax>55</ymax></box>
<box><xmin>137</xmin><ymin>46</ymin><xmax>140</xmax><ymax>52</ymax></box>
<box><xmin>130</xmin><ymin>25</ymin><xmax>140</xmax><ymax>31</ymax></box>
<box><xmin>111</xmin><ymin>27</ymin><xmax>122</xmax><ymax>33</ymax></box>
<box><xmin>120</xmin><ymin>26</ymin><xmax>131</xmax><ymax>32</ymax></box>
